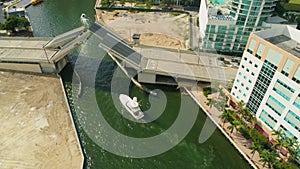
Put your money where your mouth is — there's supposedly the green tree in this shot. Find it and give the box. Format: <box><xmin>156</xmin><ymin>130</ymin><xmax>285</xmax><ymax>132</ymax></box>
<box><xmin>247</xmin><ymin>113</ymin><xmax>256</xmax><ymax>128</ymax></box>
<box><xmin>259</xmin><ymin>150</ymin><xmax>278</xmax><ymax>169</ymax></box>
<box><xmin>250</xmin><ymin>142</ymin><xmax>262</xmax><ymax>159</ymax></box>
<box><xmin>227</xmin><ymin>119</ymin><xmax>240</xmax><ymax>135</ymax></box>
<box><xmin>275</xmin><ymin>161</ymin><xmax>299</xmax><ymax>169</ymax></box>
<box><xmin>271</xmin><ymin>129</ymin><xmax>288</xmax><ymax>152</ymax></box>
<box><xmin>219</xmin><ymin>109</ymin><xmax>235</xmax><ymax>128</ymax></box>
<box><xmin>249</xmin><ymin>128</ymin><xmax>269</xmax><ymax>147</ymax></box>
<box><xmin>145</xmin><ymin>0</ymin><xmax>152</xmax><ymax>8</ymax></box>
<box><xmin>272</xmin><ymin>129</ymin><xmax>285</xmax><ymax>140</ymax></box>
<box><xmin>284</xmin><ymin>137</ymin><xmax>299</xmax><ymax>161</ymax></box>
<box><xmin>4</xmin><ymin>16</ymin><xmax>30</xmax><ymax>31</ymax></box>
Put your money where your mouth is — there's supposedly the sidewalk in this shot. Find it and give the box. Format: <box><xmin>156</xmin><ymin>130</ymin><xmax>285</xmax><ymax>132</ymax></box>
<box><xmin>185</xmin><ymin>85</ymin><xmax>265</xmax><ymax>169</ymax></box>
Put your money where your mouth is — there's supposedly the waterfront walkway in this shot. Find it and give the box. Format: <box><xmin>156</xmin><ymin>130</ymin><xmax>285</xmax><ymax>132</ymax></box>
<box><xmin>186</xmin><ymin>86</ymin><xmax>265</xmax><ymax>169</ymax></box>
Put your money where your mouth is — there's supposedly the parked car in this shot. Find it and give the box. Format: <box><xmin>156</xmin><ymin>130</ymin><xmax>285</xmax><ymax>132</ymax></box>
<box><xmin>217</xmin><ymin>57</ymin><xmax>225</xmax><ymax>61</ymax></box>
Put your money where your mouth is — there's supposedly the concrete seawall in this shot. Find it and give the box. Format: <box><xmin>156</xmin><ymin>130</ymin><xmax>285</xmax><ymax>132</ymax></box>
<box><xmin>58</xmin><ymin>75</ymin><xmax>85</xmax><ymax>169</ymax></box>
<box><xmin>184</xmin><ymin>87</ymin><xmax>258</xmax><ymax>169</ymax></box>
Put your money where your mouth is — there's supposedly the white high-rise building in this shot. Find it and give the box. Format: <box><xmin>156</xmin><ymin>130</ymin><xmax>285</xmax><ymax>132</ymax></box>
<box><xmin>230</xmin><ymin>25</ymin><xmax>300</xmax><ymax>142</ymax></box>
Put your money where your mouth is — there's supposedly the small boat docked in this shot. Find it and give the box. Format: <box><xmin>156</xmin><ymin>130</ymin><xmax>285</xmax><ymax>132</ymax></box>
<box><xmin>119</xmin><ymin>94</ymin><xmax>144</xmax><ymax>120</ymax></box>
<box><xmin>31</xmin><ymin>0</ymin><xmax>42</xmax><ymax>6</ymax></box>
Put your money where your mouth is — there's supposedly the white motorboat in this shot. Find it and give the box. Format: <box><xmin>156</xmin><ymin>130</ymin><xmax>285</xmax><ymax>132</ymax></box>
<box><xmin>119</xmin><ymin>94</ymin><xmax>144</xmax><ymax>120</ymax></box>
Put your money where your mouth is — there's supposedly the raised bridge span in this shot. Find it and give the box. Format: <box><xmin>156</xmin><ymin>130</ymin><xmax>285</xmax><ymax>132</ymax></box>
<box><xmin>0</xmin><ymin>22</ymin><xmax>237</xmax><ymax>84</ymax></box>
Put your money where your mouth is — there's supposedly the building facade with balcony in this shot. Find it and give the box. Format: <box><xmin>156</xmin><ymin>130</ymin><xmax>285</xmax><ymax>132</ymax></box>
<box><xmin>230</xmin><ymin>25</ymin><xmax>300</xmax><ymax>143</ymax></box>
<box><xmin>201</xmin><ymin>0</ymin><xmax>278</xmax><ymax>54</ymax></box>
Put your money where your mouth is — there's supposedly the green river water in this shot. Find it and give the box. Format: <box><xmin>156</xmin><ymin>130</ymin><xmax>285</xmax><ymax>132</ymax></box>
<box><xmin>26</xmin><ymin>0</ymin><xmax>252</xmax><ymax>168</ymax></box>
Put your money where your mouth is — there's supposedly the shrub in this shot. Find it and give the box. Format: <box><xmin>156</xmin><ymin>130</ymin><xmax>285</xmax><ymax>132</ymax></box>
<box><xmin>249</xmin><ymin>128</ymin><xmax>269</xmax><ymax>147</ymax></box>
<box><xmin>238</xmin><ymin>126</ymin><xmax>251</xmax><ymax>140</ymax></box>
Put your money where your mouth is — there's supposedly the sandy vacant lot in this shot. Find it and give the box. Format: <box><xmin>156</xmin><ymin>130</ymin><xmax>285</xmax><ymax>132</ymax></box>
<box><xmin>98</xmin><ymin>11</ymin><xmax>189</xmax><ymax>49</ymax></box>
<box><xmin>0</xmin><ymin>72</ymin><xmax>83</xmax><ymax>169</ymax></box>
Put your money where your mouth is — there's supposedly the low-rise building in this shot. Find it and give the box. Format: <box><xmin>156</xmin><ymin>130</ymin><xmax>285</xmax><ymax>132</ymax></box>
<box><xmin>7</xmin><ymin>7</ymin><xmax>26</xmax><ymax>18</ymax></box>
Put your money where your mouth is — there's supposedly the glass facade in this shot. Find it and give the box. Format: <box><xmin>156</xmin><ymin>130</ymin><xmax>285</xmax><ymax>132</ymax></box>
<box><xmin>273</xmin><ymin>80</ymin><xmax>295</xmax><ymax>101</ymax></box>
<box><xmin>247</xmin><ymin>62</ymin><xmax>275</xmax><ymax>113</ymax></box>
<box><xmin>266</xmin><ymin>96</ymin><xmax>285</xmax><ymax>116</ymax></box>
<box><xmin>294</xmin><ymin>94</ymin><xmax>300</xmax><ymax>110</ymax></box>
<box><xmin>279</xmin><ymin>125</ymin><xmax>297</xmax><ymax>140</ymax></box>
<box><xmin>203</xmin><ymin>0</ymin><xmax>276</xmax><ymax>53</ymax></box>
<box><xmin>259</xmin><ymin>109</ymin><xmax>277</xmax><ymax>129</ymax></box>
<box><xmin>282</xmin><ymin>59</ymin><xmax>294</xmax><ymax>77</ymax></box>
<box><xmin>284</xmin><ymin>110</ymin><xmax>300</xmax><ymax>133</ymax></box>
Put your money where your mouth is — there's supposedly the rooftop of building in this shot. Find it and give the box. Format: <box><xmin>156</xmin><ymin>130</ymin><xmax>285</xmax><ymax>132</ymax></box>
<box><xmin>254</xmin><ymin>25</ymin><xmax>300</xmax><ymax>59</ymax></box>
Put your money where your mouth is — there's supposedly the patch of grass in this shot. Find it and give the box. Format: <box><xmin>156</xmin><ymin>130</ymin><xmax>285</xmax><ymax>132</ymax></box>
<box><xmin>289</xmin><ymin>0</ymin><xmax>300</xmax><ymax>5</ymax></box>
<box><xmin>280</xmin><ymin>2</ymin><xmax>300</xmax><ymax>11</ymax></box>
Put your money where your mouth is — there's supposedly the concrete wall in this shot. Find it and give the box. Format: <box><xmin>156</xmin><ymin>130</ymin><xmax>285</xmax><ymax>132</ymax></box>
<box><xmin>138</xmin><ymin>72</ymin><xmax>156</xmax><ymax>83</ymax></box>
<box><xmin>0</xmin><ymin>62</ymin><xmax>42</xmax><ymax>73</ymax></box>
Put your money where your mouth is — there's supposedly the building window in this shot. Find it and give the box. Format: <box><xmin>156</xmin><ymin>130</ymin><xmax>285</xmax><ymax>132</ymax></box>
<box><xmin>242</xmin><ymin>65</ymin><xmax>245</xmax><ymax>69</ymax></box>
<box><xmin>266</xmin><ymin>49</ymin><xmax>283</xmax><ymax>67</ymax></box>
<box><xmin>246</xmin><ymin>87</ymin><xmax>249</xmax><ymax>90</ymax></box>
<box><xmin>282</xmin><ymin>59</ymin><xmax>294</xmax><ymax>77</ymax></box>
<box><xmin>251</xmin><ymin>72</ymin><xmax>255</xmax><ymax>76</ymax></box>
<box><xmin>247</xmin><ymin>38</ymin><xmax>256</xmax><ymax>54</ymax></box>
<box><xmin>279</xmin><ymin>125</ymin><xmax>296</xmax><ymax>139</ymax></box>
<box><xmin>292</xmin><ymin>66</ymin><xmax>300</xmax><ymax>84</ymax></box>
<box><xmin>237</xmin><ymin>79</ymin><xmax>240</xmax><ymax>83</ymax></box>
<box><xmin>266</xmin><ymin>95</ymin><xmax>285</xmax><ymax>116</ymax></box>
<box><xmin>239</xmin><ymin>72</ymin><xmax>242</xmax><ymax>76</ymax></box>
<box><xmin>246</xmin><ymin>68</ymin><xmax>250</xmax><ymax>72</ymax></box>
<box><xmin>241</xmin><ymin>83</ymin><xmax>244</xmax><ymax>87</ymax></box>
<box><xmin>248</xmin><ymin>79</ymin><xmax>252</xmax><ymax>83</ymax></box>
<box><xmin>273</xmin><ymin>79</ymin><xmax>295</xmax><ymax>101</ymax></box>
<box><xmin>243</xmin><ymin>76</ymin><xmax>247</xmax><ymax>80</ymax></box>
<box><xmin>255</xmin><ymin>43</ymin><xmax>265</xmax><ymax>59</ymax></box>
<box><xmin>293</xmin><ymin>94</ymin><xmax>300</xmax><ymax>110</ymax></box>
<box><xmin>284</xmin><ymin>110</ymin><xmax>300</xmax><ymax>133</ymax></box>
<box><xmin>234</xmin><ymin>86</ymin><xmax>237</xmax><ymax>89</ymax></box>
<box><xmin>259</xmin><ymin>109</ymin><xmax>277</xmax><ymax>129</ymax></box>
<box><xmin>243</xmin><ymin>93</ymin><xmax>247</xmax><ymax>97</ymax></box>
<box><xmin>249</xmin><ymin>60</ymin><xmax>252</xmax><ymax>64</ymax></box>
<box><xmin>244</xmin><ymin>57</ymin><xmax>247</xmax><ymax>61</ymax></box>
<box><xmin>254</xmin><ymin>64</ymin><xmax>258</xmax><ymax>68</ymax></box>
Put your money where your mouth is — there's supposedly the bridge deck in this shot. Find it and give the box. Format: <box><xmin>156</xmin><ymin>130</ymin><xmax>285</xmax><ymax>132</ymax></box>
<box><xmin>0</xmin><ymin>38</ymin><xmax>51</xmax><ymax>49</ymax></box>
<box><xmin>0</xmin><ymin>39</ymin><xmax>58</xmax><ymax>62</ymax></box>
<box><xmin>139</xmin><ymin>49</ymin><xmax>237</xmax><ymax>82</ymax></box>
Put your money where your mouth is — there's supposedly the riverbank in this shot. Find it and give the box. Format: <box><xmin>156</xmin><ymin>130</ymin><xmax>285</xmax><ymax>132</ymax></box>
<box><xmin>185</xmin><ymin>85</ymin><xmax>266</xmax><ymax>169</ymax></box>
<box><xmin>0</xmin><ymin>71</ymin><xmax>84</xmax><ymax>169</ymax></box>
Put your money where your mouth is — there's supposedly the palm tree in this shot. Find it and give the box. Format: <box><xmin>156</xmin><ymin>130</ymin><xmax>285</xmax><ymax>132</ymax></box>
<box><xmin>227</xmin><ymin>119</ymin><xmax>240</xmax><ymax>135</ymax></box>
<box><xmin>284</xmin><ymin>137</ymin><xmax>299</xmax><ymax>161</ymax></box>
<box><xmin>247</xmin><ymin>113</ymin><xmax>256</xmax><ymax>128</ymax></box>
<box><xmin>272</xmin><ymin>129</ymin><xmax>285</xmax><ymax>140</ymax></box>
<box><xmin>272</xmin><ymin>138</ymin><xmax>288</xmax><ymax>155</ymax></box>
<box><xmin>259</xmin><ymin>149</ymin><xmax>278</xmax><ymax>168</ymax></box>
<box><xmin>250</xmin><ymin>142</ymin><xmax>262</xmax><ymax>159</ymax></box>
<box><xmin>219</xmin><ymin>109</ymin><xmax>234</xmax><ymax>128</ymax></box>
<box><xmin>235</xmin><ymin>100</ymin><xmax>251</xmax><ymax>119</ymax></box>
<box><xmin>271</xmin><ymin>129</ymin><xmax>287</xmax><ymax>151</ymax></box>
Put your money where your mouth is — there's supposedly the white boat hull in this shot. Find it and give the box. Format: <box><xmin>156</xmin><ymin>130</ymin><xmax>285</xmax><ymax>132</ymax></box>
<box><xmin>119</xmin><ymin>94</ymin><xmax>144</xmax><ymax>120</ymax></box>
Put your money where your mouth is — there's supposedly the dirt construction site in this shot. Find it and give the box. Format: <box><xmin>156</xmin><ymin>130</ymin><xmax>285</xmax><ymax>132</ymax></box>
<box><xmin>0</xmin><ymin>71</ymin><xmax>83</xmax><ymax>169</ymax></box>
<box><xmin>98</xmin><ymin>11</ymin><xmax>190</xmax><ymax>50</ymax></box>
